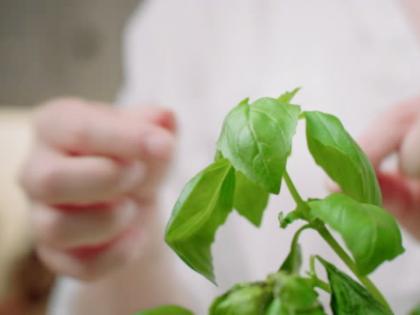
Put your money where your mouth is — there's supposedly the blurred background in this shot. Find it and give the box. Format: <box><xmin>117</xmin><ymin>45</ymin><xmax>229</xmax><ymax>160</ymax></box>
<box><xmin>0</xmin><ymin>1</ymin><xmax>419</xmax><ymax>314</ymax></box>
<box><xmin>0</xmin><ymin>0</ymin><xmax>139</xmax><ymax>313</ymax></box>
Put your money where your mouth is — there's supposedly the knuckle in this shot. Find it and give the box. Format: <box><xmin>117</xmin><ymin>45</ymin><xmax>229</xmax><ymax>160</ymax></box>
<box><xmin>32</xmin><ymin>206</ymin><xmax>61</xmax><ymax>245</ymax></box>
<box><xmin>66</xmin><ymin>121</ymin><xmax>91</xmax><ymax>150</ymax></box>
<box><xmin>117</xmin><ymin>163</ymin><xmax>145</xmax><ymax>193</ymax></box>
<box><xmin>104</xmin><ymin>164</ymin><xmax>126</xmax><ymax>189</ymax></box>
<box><xmin>140</xmin><ymin>128</ymin><xmax>176</xmax><ymax>160</ymax></box>
<box><xmin>34</xmin><ymin>97</ymin><xmax>86</xmax><ymax>128</ymax></box>
<box><xmin>33</xmin><ymin>163</ymin><xmax>63</xmax><ymax>200</ymax></box>
<box><xmin>34</xmin><ymin>98</ymin><xmax>93</xmax><ymax>149</ymax></box>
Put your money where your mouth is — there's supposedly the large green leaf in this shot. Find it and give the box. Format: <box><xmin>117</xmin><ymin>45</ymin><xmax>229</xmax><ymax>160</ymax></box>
<box><xmin>218</xmin><ymin>97</ymin><xmax>300</xmax><ymax>194</ymax></box>
<box><xmin>318</xmin><ymin>258</ymin><xmax>392</xmax><ymax>315</ymax></box>
<box><xmin>135</xmin><ymin>305</ymin><xmax>194</xmax><ymax>315</ymax></box>
<box><xmin>410</xmin><ymin>306</ymin><xmax>420</xmax><ymax>315</ymax></box>
<box><xmin>309</xmin><ymin>194</ymin><xmax>404</xmax><ymax>275</ymax></box>
<box><xmin>209</xmin><ymin>283</ymin><xmax>272</xmax><ymax>315</ymax></box>
<box><xmin>269</xmin><ymin>273</ymin><xmax>326</xmax><ymax>315</ymax></box>
<box><xmin>165</xmin><ymin>158</ymin><xmax>235</xmax><ymax>282</ymax></box>
<box><xmin>304</xmin><ymin>111</ymin><xmax>381</xmax><ymax>205</ymax></box>
<box><xmin>233</xmin><ymin>171</ymin><xmax>270</xmax><ymax>226</ymax></box>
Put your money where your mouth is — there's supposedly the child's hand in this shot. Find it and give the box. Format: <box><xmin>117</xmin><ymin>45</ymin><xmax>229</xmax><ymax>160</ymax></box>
<box><xmin>359</xmin><ymin>96</ymin><xmax>420</xmax><ymax>240</ymax></box>
<box><xmin>20</xmin><ymin>98</ymin><xmax>176</xmax><ymax>280</ymax></box>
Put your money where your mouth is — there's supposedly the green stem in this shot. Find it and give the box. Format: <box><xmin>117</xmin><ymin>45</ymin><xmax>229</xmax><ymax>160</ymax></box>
<box><xmin>284</xmin><ymin>171</ymin><xmax>305</xmax><ymax>207</ymax></box>
<box><xmin>311</xmin><ymin>277</ymin><xmax>331</xmax><ymax>294</ymax></box>
<box><xmin>308</xmin><ymin>255</ymin><xmax>331</xmax><ymax>293</ymax></box>
<box><xmin>309</xmin><ymin>255</ymin><xmax>316</xmax><ymax>277</ymax></box>
<box><xmin>278</xmin><ymin>224</ymin><xmax>311</xmax><ymax>273</ymax></box>
<box><xmin>316</xmin><ymin>224</ymin><xmax>392</xmax><ymax>313</ymax></box>
<box><xmin>283</xmin><ymin>171</ymin><xmax>392</xmax><ymax>313</ymax></box>
<box><xmin>292</xmin><ymin>224</ymin><xmax>311</xmax><ymax>247</ymax></box>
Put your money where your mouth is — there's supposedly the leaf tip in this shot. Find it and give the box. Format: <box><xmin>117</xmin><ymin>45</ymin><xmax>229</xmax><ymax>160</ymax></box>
<box><xmin>278</xmin><ymin>87</ymin><xmax>301</xmax><ymax>103</ymax></box>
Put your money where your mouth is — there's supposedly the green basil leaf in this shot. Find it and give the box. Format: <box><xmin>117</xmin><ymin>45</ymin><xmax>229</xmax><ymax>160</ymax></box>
<box><xmin>304</xmin><ymin>111</ymin><xmax>381</xmax><ymax>205</ymax></box>
<box><xmin>233</xmin><ymin>171</ymin><xmax>270</xmax><ymax>226</ymax></box>
<box><xmin>270</xmin><ymin>273</ymin><xmax>326</xmax><ymax>315</ymax></box>
<box><xmin>134</xmin><ymin>305</ymin><xmax>194</xmax><ymax>315</ymax></box>
<box><xmin>218</xmin><ymin>97</ymin><xmax>300</xmax><ymax>194</ymax></box>
<box><xmin>266</xmin><ymin>295</ymin><xmax>326</xmax><ymax>315</ymax></box>
<box><xmin>265</xmin><ymin>298</ymin><xmax>284</xmax><ymax>315</ymax></box>
<box><xmin>318</xmin><ymin>258</ymin><xmax>392</xmax><ymax>315</ymax></box>
<box><xmin>165</xmin><ymin>158</ymin><xmax>235</xmax><ymax>282</ymax></box>
<box><xmin>209</xmin><ymin>283</ymin><xmax>272</xmax><ymax>315</ymax></box>
<box><xmin>309</xmin><ymin>194</ymin><xmax>404</xmax><ymax>275</ymax></box>
<box><xmin>410</xmin><ymin>305</ymin><xmax>420</xmax><ymax>315</ymax></box>
<box><xmin>278</xmin><ymin>87</ymin><xmax>300</xmax><ymax>103</ymax></box>
<box><xmin>279</xmin><ymin>241</ymin><xmax>302</xmax><ymax>275</ymax></box>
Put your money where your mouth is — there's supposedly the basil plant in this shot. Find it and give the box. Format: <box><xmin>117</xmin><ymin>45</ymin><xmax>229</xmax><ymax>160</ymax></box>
<box><xmin>137</xmin><ymin>89</ymin><xmax>407</xmax><ymax>315</ymax></box>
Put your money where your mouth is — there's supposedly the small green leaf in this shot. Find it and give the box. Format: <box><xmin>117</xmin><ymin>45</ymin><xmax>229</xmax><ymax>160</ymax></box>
<box><xmin>304</xmin><ymin>111</ymin><xmax>381</xmax><ymax>205</ymax></box>
<box><xmin>233</xmin><ymin>171</ymin><xmax>270</xmax><ymax>226</ymax></box>
<box><xmin>270</xmin><ymin>273</ymin><xmax>326</xmax><ymax>315</ymax></box>
<box><xmin>279</xmin><ymin>241</ymin><xmax>302</xmax><ymax>275</ymax></box>
<box><xmin>278</xmin><ymin>87</ymin><xmax>301</xmax><ymax>103</ymax></box>
<box><xmin>309</xmin><ymin>194</ymin><xmax>404</xmax><ymax>275</ymax></box>
<box><xmin>134</xmin><ymin>305</ymin><xmax>194</xmax><ymax>315</ymax></box>
<box><xmin>209</xmin><ymin>283</ymin><xmax>272</xmax><ymax>315</ymax></box>
<box><xmin>318</xmin><ymin>258</ymin><xmax>392</xmax><ymax>315</ymax></box>
<box><xmin>278</xmin><ymin>202</ymin><xmax>307</xmax><ymax>229</ymax></box>
<box><xmin>218</xmin><ymin>97</ymin><xmax>300</xmax><ymax>194</ymax></box>
<box><xmin>165</xmin><ymin>158</ymin><xmax>235</xmax><ymax>282</ymax></box>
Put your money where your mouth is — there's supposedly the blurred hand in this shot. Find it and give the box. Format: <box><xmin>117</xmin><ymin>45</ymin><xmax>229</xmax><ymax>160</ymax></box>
<box><xmin>20</xmin><ymin>98</ymin><xmax>176</xmax><ymax>280</ymax></box>
<box><xmin>359</xmin><ymin>96</ymin><xmax>420</xmax><ymax>240</ymax></box>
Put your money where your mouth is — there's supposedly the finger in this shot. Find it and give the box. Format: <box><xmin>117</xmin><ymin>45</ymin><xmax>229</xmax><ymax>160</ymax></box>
<box><xmin>21</xmin><ymin>147</ymin><xmax>145</xmax><ymax>204</ymax></box>
<box><xmin>375</xmin><ymin>171</ymin><xmax>420</xmax><ymax>237</ymax></box>
<box><xmin>399</xmin><ymin>119</ymin><xmax>420</xmax><ymax>177</ymax></box>
<box><xmin>35</xmin><ymin>98</ymin><xmax>176</xmax><ymax>160</ymax></box>
<box><xmin>325</xmin><ymin>177</ymin><xmax>340</xmax><ymax>193</ymax></box>
<box><xmin>36</xmin><ymin>224</ymin><xmax>143</xmax><ymax>281</ymax></box>
<box><xmin>131</xmin><ymin>144</ymin><xmax>176</xmax><ymax>200</ymax></box>
<box><xmin>32</xmin><ymin>198</ymin><xmax>140</xmax><ymax>249</ymax></box>
<box><xmin>358</xmin><ymin>100</ymin><xmax>420</xmax><ymax>167</ymax></box>
<box><xmin>377</xmin><ymin>171</ymin><xmax>413</xmax><ymax>215</ymax></box>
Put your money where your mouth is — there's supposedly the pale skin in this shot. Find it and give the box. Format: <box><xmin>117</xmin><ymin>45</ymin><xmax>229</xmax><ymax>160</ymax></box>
<box><xmin>359</xmin><ymin>97</ymin><xmax>420</xmax><ymax>240</ymax></box>
<box><xmin>20</xmin><ymin>99</ymin><xmax>189</xmax><ymax>313</ymax></box>
<box><xmin>20</xmin><ymin>98</ymin><xmax>177</xmax><ymax>280</ymax></box>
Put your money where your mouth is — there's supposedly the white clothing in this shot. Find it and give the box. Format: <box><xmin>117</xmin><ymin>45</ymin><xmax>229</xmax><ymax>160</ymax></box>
<box><xmin>52</xmin><ymin>1</ymin><xmax>420</xmax><ymax>314</ymax></box>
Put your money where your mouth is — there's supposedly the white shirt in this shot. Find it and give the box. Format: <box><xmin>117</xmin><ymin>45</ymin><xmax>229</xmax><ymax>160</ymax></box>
<box><xmin>52</xmin><ymin>1</ymin><xmax>420</xmax><ymax>314</ymax></box>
